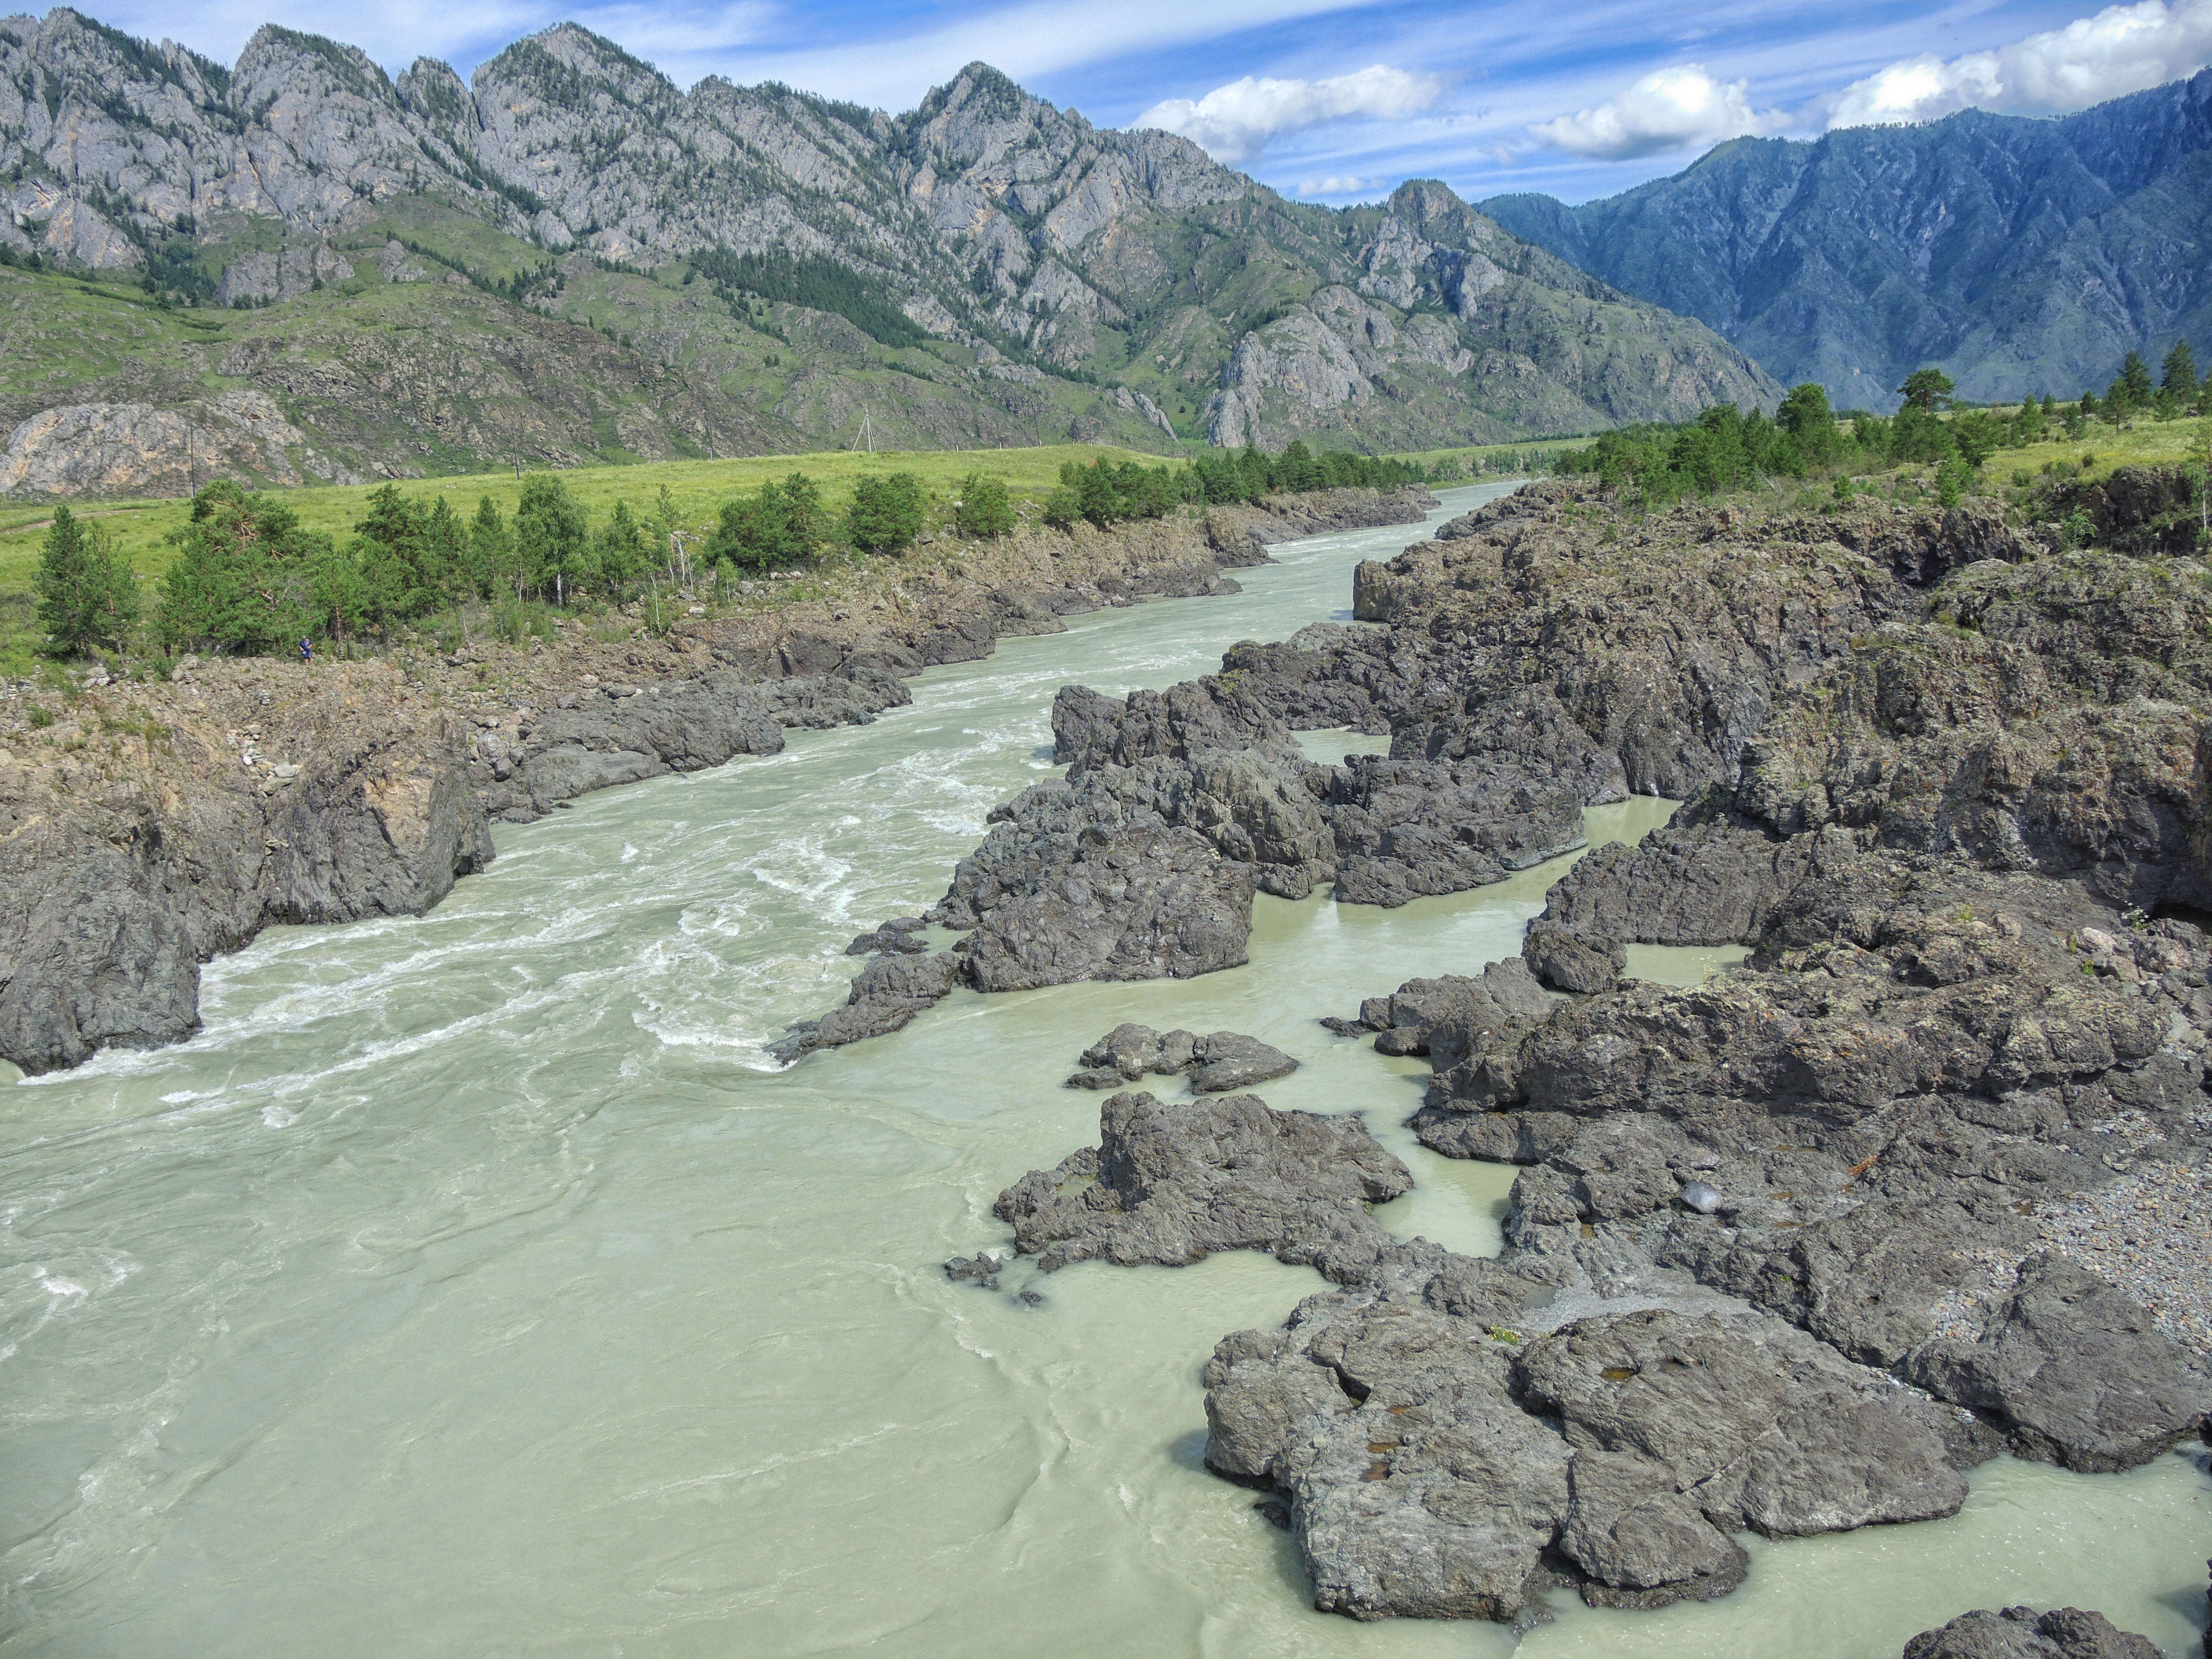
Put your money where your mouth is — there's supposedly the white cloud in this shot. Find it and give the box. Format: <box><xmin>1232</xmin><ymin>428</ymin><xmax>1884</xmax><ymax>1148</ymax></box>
<box><xmin>1297</xmin><ymin>174</ymin><xmax>1372</xmax><ymax>195</ymax></box>
<box><xmin>1135</xmin><ymin>65</ymin><xmax>1446</xmax><ymax>163</ymax></box>
<box><xmin>1826</xmin><ymin>0</ymin><xmax>2212</xmax><ymax>127</ymax></box>
<box><xmin>1528</xmin><ymin>63</ymin><xmax>1775</xmax><ymax>159</ymax></box>
<box><xmin>721</xmin><ymin>0</ymin><xmax>1394</xmax><ymax>111</ymax></box>
<box><xmin>92</xmin><ymin>0</ymin><xmax>1394</xmax><ymax>108</ymax></box>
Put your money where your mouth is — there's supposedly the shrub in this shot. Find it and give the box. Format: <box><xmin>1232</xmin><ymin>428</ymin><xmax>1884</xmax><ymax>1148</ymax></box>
<box><xmin>707</xmin><ymin>473</ymin><xmax>825</xmax><ymax>568</ymax></box>
<box><xmin>955</xmin><ymin>473</ymin><xmax>1015</xmax><ymax>539</ymax></box>
<box><xmin>35</xmin><ymin>505</ymin><xmax>139</xmax><ymax>655</ymax></box>
<box><xmin>846</xmin><ymin>472</ymin><xmax>926</xmax><ymax>555</ymax></box>
<box><xmin>1041</xmin><ymin>485</ymin><xmax>1081</xmax><ymax>530</ymax></box>
<box><xmin>1934</xmin><ymin>458</ymin><xmax>1975</xmax><ymax>509</ymax></box>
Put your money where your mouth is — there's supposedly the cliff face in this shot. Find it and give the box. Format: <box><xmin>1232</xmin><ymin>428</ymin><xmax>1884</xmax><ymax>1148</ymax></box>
<box><xmin>0</xmin><ymin>11</ymin><xmax>1775</xmax><ymax>489</ymax></box>
<box><xmin>1483</xmin><ymin>71</ymin><xmax>2212</xmax><ymax>410</ymax></box>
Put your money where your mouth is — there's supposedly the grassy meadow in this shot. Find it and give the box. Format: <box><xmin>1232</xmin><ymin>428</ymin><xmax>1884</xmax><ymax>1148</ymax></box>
<box><xmin>0</xmin><ymin>434</ymin><xmax>1569</xmax><ymax>670</ymax></box>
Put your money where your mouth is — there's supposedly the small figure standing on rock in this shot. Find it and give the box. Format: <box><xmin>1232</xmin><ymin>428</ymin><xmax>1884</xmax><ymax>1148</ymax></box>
<box><xmin>298</xmin><ymin>636</ymin><xmax>313</xmax><ymax>663</ymax></box>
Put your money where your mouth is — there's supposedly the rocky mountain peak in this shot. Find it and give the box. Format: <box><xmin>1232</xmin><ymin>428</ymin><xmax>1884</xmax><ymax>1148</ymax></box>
<box><xmin>2</xmin><ymin>4</ymin><xmax>1781</xmax><ymax>482</ymax></box>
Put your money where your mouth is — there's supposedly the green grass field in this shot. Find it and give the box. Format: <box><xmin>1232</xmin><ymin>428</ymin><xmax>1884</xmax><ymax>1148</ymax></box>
<box><xmin>31</xmin><ymin>408</ymin><xmax>2187</xmax><ymax>679</ymax></box>
<box><xmin>0</xmin><ymin>438</ymin><xmax>1549</xmax><ymax>675</ymax></box>
<box><xmin>0</xmin><ymin>435</ymin><xmax>1561</xmax><ymax>600</ymax></box>
<box><xmin>1996</xmin><ymin>412</ymin><xmax>2212</xmax><ymax>483</ymax></box>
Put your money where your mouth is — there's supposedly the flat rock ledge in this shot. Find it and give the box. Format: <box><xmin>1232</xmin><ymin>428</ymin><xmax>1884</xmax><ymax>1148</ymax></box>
<box><xmin>987</xmin><ymin>1089</ymin><xmax>1410</xmax><ymax>1279</ymax></box>
<box><xmin>1067</xmin><ymin>1024</ymin><xmax>1299</xmax><ymax>1093</ymax></box>
<box><xmin>1901</xmin><ymin>1605</ymin><xmax>2162</xmax><ymax>1659</ymax></box>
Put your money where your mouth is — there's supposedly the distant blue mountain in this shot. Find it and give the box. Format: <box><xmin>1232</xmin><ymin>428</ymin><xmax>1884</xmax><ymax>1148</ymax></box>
<box><xmin>1482</xmin><ymin>71</ymin><xmax>2212</xmax><ymax>410</ymax></box>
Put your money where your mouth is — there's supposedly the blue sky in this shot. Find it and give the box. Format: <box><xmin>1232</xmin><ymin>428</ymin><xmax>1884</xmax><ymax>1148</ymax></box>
<box><xmin>74</xmin><ymin>0</ymin><xmax>2212</xmax><ymax>201</ymax></box>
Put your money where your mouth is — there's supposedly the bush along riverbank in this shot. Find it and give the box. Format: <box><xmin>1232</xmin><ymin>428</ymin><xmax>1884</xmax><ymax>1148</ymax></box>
<box><xmin>850</xmin><ymin>464</ymin><xmax>2212</xmax><ymax>1635</ymax></box>
<box><xmin>0</xmin><ymin>483</ymin><xmax>1434</xmax><ymax>1076</ymax></box>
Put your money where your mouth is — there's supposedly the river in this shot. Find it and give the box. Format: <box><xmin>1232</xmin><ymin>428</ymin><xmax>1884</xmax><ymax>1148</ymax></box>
<box><xmin>2</xmin><ymin>486</ymin><xmax>2203</xmax><ymax>1656</ymax></box>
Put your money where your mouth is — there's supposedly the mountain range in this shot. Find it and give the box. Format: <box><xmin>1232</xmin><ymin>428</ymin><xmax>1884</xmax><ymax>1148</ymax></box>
<box><xmin>1483</xmin><ymin>71</ymin><xmax>2212</xmax><ymax>411</ymax></box>
<box><xmin>0</xmin><ymin>9</ymin><xmax>1775</xmax><ymax>494</ymax></box>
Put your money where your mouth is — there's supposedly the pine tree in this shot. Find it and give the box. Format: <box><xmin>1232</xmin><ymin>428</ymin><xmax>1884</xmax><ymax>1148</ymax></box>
<box><xmin>157</xmin><ymin>482</ymin><xmax>327</xmax><ymax>654</ymax></box>
<box><xmin>514</xmin><ymin>473</ymin><xmax>589</xmax><ymax>603</ymax></box>
<box><xmin>35</xmin><ymin>505</ymin><xmax>139</xmax><ymax>655</ymax></box>
<box><xmin>1897</xmin><ymin>369</ymin><xmax>1954</xmax><ymax>413</ymax></box>
<box><xmin>2111</xmin><ymin>351</ymin><xmax>2154</xmax><ymax>411</ymax></box>
<box><xmin>468</xmin><ymin>496</ymin><xmax>517</xmax><ymax>598</ymax></box>
<box><xmin>2162</xmin><ymin>341</ymin><xmax>2198</xmax><ymax>396</ymax></box>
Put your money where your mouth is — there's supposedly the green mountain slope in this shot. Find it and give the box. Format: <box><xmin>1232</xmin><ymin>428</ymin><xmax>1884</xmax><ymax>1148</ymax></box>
<box><xmin>0</xmin><ymin>10</ymin><xmax>1776</xmax><ymax>495</ymax></box>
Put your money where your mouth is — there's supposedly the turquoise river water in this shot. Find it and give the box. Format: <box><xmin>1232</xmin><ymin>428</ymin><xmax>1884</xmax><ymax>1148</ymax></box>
<box><xmin>2</xmin><ymin>486</ymin><xmax>2204</xmax><ymax>1656</ymax></box>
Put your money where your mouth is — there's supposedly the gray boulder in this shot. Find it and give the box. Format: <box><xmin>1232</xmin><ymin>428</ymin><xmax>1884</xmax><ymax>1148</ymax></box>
<box><xmin>769</xmin><ymin>952</ymin><xmax>959</xmax><ymax>1061</ymax></box>
<box><xmin>1067</xmin><ymin>1024</ymin><xmax>1298</xmax><ymax>1092</ymax></box>
<box><xmin>934</xmin><ymin>778</ymin><xmax>1257</xmax><ymax>992</ymax></box>
<box><xmin>994</xmin><ymin>1090</ymin><xmax>1411</xmax><ymax>1279</ymax></box>
<box><xmin>1347</xmin><ymin>958</ymin><xmax>1554</xmax><ymax>1072</ymax></box>
<box><xmin>1521</xmin><ymin>919</ymin><xmax>1626</xmax><ymax>993</ymax></box>
<box><xmin>845</xmin><ymin>917</ymin><xmax>928</xmax><ymax>956</ymax></box>
<box><xmin>1902</xmin><ymin>1254</ymin><xmax>2211</xmax><ymax>1472</ymax></box>
<box><xmin>1902</xmin><ymin>1605</ymin><xmax>2163</xmax><ymax>1659</ymax></box>
<box><xmin>1203</xmin><ymin>1276</ymin><xmax>1972</xmax><ymax>1623</ymax></box>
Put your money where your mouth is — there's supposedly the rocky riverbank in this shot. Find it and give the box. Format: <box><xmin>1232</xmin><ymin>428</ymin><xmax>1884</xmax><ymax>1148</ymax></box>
<box><xmin>0</xmin><ymin>484</ymin><xmax>1434</xmax><ymax>1076</ymax></box>
<box><xmin>924</xmin><ymin>473</ymin><xmax>2212</xmax><ymax>1630</ymax></box>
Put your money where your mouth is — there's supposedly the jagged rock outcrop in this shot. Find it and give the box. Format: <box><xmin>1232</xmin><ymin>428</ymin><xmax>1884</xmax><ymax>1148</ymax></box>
<box><xmin>936</xmin><ymin>473</ymin><xmax>2212</xmax><ymax>1630</ymax></box>
<box><xmin>1322</xmin><ymin>754</ymin><xmax>1586</xmax><ymax>906</ymax></box>
<box><xmin>992</xmin><ymin>1089</ymin><xmax>1411</xmax><ymax>1277</ymax></box>
<box><xmin>768</xmin><ymin>951</ymin><xmax>961</xmax><ymax>1061</ymax></box>
<box><xmin>1203</xmin><ymin>1250</ymin><xmax>1988</xmax><ymax>1619</ymax></box>
<box><xmin>0</xmin><ymin>717</ymin><xmax>491</xmax><ymax>1073</ymax></box>
<box><xmin>933</xmin><ymin>777</ymin><xmax>1258</xmax><ymax>990</ymax></box>
<box><xmin>0</xmin><ymin>393</ymin><xmax>361</xmax><ymax>497</ymax></box>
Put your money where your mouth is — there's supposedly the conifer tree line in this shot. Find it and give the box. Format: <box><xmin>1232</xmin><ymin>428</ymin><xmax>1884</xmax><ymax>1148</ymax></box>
<box><xmin>1555</xmin><ymin>343</ymin><xmax>2210</xmax><ymax>512</ymax></box>
<box><xmin>35</xmin><ymin>444</ymin><xmax>1431</xmax><ymax>658</ymax></box>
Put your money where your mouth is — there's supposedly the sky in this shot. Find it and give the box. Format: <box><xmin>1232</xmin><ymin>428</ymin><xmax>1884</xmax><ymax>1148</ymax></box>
<box><xmin>65</xmin><ymin>0</ymin><xmax>2212</xmax><ymax>202</ymax></box>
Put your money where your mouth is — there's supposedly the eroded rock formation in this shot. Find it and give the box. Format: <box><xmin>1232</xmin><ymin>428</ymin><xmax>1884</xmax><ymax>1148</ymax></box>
<box><xmin>941</xmin><ymin>472</ymin><xmax>2212</xmax><ymax>1626</ymax></box>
